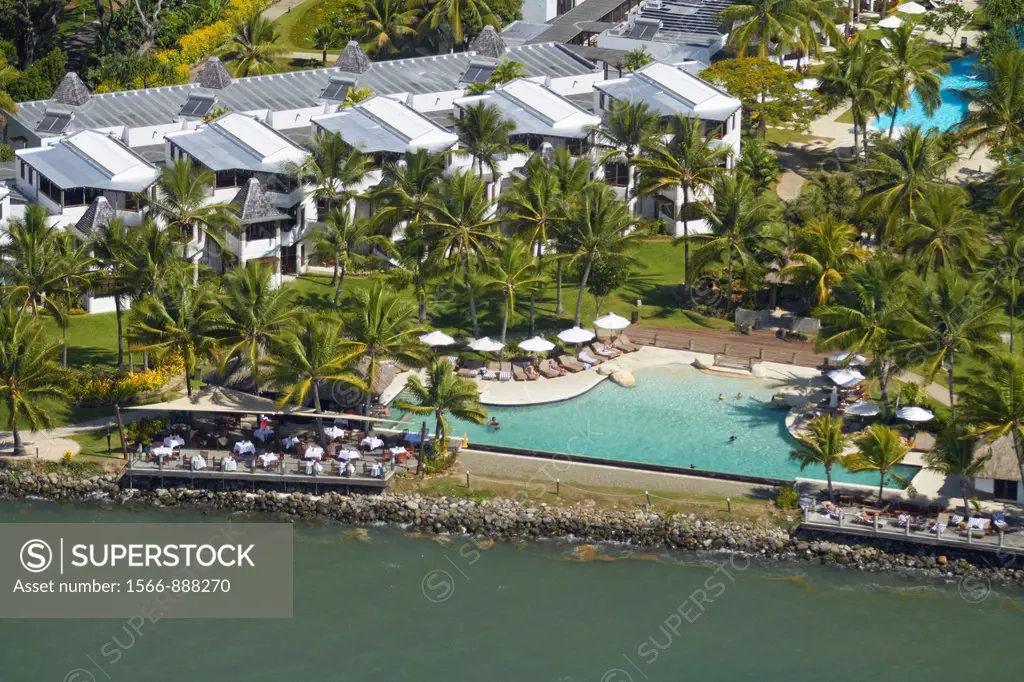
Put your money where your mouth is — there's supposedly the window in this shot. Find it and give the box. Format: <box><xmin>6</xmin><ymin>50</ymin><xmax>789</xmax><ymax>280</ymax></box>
<box><xmin>603</xmin><ymin>162</ymin><xmax>628</xmax><ymax>187</ymax></box>
<box><xmin>702</xmin><ymin>120</ymin><xmax>724</xmax><ymax>140</ymax></box>
<box><xmin>321</xmin><ymin>77</ymin><xmax>355</xmax><ymax>102</ymax></box>
<box><xmin>461</xmin><ymin>61</ymin><xmax>495</xmax><ymax>84</ymax></box>
<box><xmin>62</xmin><ymin>187</ymin><xmax>102</xmax><ymax>208</ymax></box>
<box><xmin>37</xmin><ymin>174</ymin><xmax>61</xmax><ymax>205</ymax></box>
<box><xmin>557</xmin><ymin>0</ymin><xmax>573</xmax><ymax>14</ymax></box>
<box><xmin>244</xmin><ymin>222</ymin><xmax>278</xmax><ymax>242</ymax></box>
<box><xmin>19</xmin><ymin>161</ymin><xmax>25</xmax><ymax>181</ymax></box>
<box><xmin>36</xmin><ymin>111</ymin><xmax>72</xmax><ymax>134</ymax></box>
<box><xmin>215</xmin><ymin>169</ymin><xmax>252</xmax><ymax>189</ymax></box>
<box><xmin>994</xmin><ymin>479</ymin><xmax>1018</xmax><ymax>501</ymax></box>
<box><xmin>179</xmin><ymin>95</ymin><xmax>216</xmax><ymax>118</ymax></box>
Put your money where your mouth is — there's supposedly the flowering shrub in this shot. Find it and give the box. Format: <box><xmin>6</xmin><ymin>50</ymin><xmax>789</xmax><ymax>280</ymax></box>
<box><xmin>67</xmin><ymin>355</ymin><xmax>185</xmax><ymax>406</ymax></box>
<box><xmin>157</xmin><ymin>0</ymin><xmax>269</xmax><ymax>70</ymax></box>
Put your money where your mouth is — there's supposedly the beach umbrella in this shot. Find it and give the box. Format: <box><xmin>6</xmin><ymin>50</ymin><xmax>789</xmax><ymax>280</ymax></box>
<box><xmin>594</xmin><ymin>312</ymin><xmax>631</xmax><ymax>331</ymax></box>
<box><xmin>896</xmin><ymin>406</ymin><xmax>934</xmax><ymax>422</ymax></box>
<box><xmin>897</xmin><ymin>1</ymin><xmax>927</xmax><ymax>13</ymax></box>
<box><xmin>878</xmin><ymin>15</ymin><xmax>903</xmax><ymax>28</ymax></box>
<box><xmin>830</xmin><ymin>351</ymin><xmax>867</xmax><ymax>366</ymax></box>
<box><xmin>468</xmin><ymin>337</ymin><xmax>503</xmax><ymax>353</ymax></box>
<box><xmin>518</xmin><ymin>336</ymin><xmax>555</xmax><ymax>353</ymax></box>
<box><xmin>827</xmin><ymin>368</ymin><xmax>865</xmax><ymax>388</ymax></box>
<box><xmin>419</xmin><ymin>330</ymin><xmax>456</xmax><ymax>347</ymax></box>
<box><xmin>557</xmin><ymin>326</ymin><xmax>595</xmax><ymax>344</ymax></box>
<box><xmin>846</xmin><ymin>400</ymin><xmax>881</xmax><ymax>417</ymax></box>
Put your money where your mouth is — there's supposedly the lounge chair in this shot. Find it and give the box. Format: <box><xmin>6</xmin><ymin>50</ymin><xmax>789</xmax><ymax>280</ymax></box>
<box><xmin>538</xmin><ymin>361</ymin><xmax>563</xmax><ymax>379</ymax></box>
<box><xmin>613</xmin><ymin>334</ymin><xmax>640</xmax><ymax>352</ymax></box>
<box><xmin>559</xmin><ymin>355</ymin><xmax>585</xmax><ymax>372</ymax></box>
<box><xmin>993</xmin><ymin>511</ymin><xmax>1009</xmax><ymax>531</ymax></box>
<box><xmin>591</xmin><ymin>342</ymin><xmax>621</xmax><ymax>359</ymax></box>
<box><xmin>457</xmin><ymin>368</ymin><xmax>479</xmax><ymax>379</ymax></box>
<box><xmin>579</xmin><ymin>350</ymin><xmax>602</xmax><ymax>367</ymax></box>
<box><xmin>480</xmin><ymin>369</ymin><xmax>498</xmax><ymax>380</ymax></box>
<box><xmin>511</xmin><ymin>364</ymin><xmax>528</xmax><ymax>381</ymax></box>
<box><xmin>498</xmin><ymin>370</ymin><xmax>512</xmax><ymax>382</ymax></box>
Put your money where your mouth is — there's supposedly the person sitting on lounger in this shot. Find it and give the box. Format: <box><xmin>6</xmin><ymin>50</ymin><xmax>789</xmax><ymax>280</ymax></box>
<box><xmin>547</xmin><ymin>359</ymin><xmax>566</xmax><ymax>376</ymax></box>
<box><xmin>526</xmin><ymin>365</ymin><xmax>538</xmax><ymax>380</ymax></box>
<box><xmin>488</xmin><ymin>417</ymin><xmax>500</xmax><ymax>430</ymax></box>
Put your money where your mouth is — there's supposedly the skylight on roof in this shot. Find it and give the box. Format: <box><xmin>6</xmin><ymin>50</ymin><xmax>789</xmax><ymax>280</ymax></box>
<box><xmin>461</xmin><ymin>62</ymin><xmax>495</xmax><ymax>84</ymax></box>
<box><xmin>321</xmin><ymin>77</ymin><xmax>355</xmax><ymax>102</ymax></box>
<box><xmin>179</xmin><ymin>95</ymin><xmax>217</xmax><ymax>118</ymax></box>
<box><xmin>36</xmin><ymin>111</ymin><xmax>72</xmax><ymax>134</ymax></box>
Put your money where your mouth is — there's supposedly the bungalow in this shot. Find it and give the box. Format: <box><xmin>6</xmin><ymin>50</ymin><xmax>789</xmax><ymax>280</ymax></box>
<box><xmin>973</xmin><ymin>436</ymin><xmax>1024</xmax><ymax>504</ymax></box>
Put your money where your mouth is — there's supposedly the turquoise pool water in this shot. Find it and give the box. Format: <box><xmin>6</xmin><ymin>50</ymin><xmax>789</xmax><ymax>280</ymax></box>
<box><xmin>871</xmin><ymin>54</ymin><xmax>981</xmax><ymax>132</ymax></box>
<box><xmin>399</xmin><ymin>365</ymin><xmax>916</xmax><ymax>486</ymax></box>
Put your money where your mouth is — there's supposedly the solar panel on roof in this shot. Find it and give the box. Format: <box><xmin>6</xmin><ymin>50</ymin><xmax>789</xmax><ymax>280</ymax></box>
<box><xmin>321</xmin><ymin>78</ymin><xmax>355</xmax><ymax>101</ymax></box>
<box><xmin>461</xmin><ymin>64</ymin><xmax>495</xmax><ymax>84</ymax></box>
<box><xmin>36</xmin><ymin>112</ymin><xmax>71</xmax><ymax>134</ymax></box>
<box><xmin>179</xmin><ymin>95</ymin><xmax>216</xmax><ymax>118</ymax></box>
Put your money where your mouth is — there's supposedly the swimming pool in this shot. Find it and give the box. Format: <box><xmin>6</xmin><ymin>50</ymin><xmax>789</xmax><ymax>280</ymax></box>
<box><xmin>870</xmin><ymin>54</ymin><xmax>981</xmax><ymax>132</ymax></box>
<box><xmin>397</xmin><ymin>365</ymin><xmax>916</xmax><ymax>486</ymax></box>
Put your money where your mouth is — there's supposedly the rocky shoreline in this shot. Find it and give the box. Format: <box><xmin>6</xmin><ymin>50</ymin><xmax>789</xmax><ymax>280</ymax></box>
<box><xmin>3</xmin><ymin>468</ymin><xmax>1023</xmax><ymax>590</ymax></box>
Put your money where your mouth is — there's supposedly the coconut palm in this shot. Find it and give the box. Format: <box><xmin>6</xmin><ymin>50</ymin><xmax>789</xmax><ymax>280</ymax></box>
<box><xmin>687</xmin><ymin>174</ymin><xmax>783</xmax><ymax>308</ymax></box>
<box><xmin>489</xmin><ymin>59</ymin><xmax>527</xmax><ymax>84</ymax></box>
<box><xmin>483</xmin><ymin>238</ymin><xmax>545</xmax><ymax>345</ymax></box>
<box><xmin>282</xmin><ymin>132</ymin><xmax>371</xmax><ymax>218</ymax></box>
<box><xmin>718</xmin><ymin>0</ymin><xmax>842</xmax><ymax>64</ymax></box>
<box><xmin>422</xmin><ymin>170</ymin><xmax>498</xmax><ymax>337</ymax></box>
<box><xmin>959</xmin><ymin>49</ymin><xmax>1024</xmax><ymax>155</ymax></box>
<box><xmin>454</xmin><ymin>102</ymin><xmax>522</xmax><ymax>194</ymax></box>
<box><xmin>993</xmin><ymin>155</ymin><xmax>1024</xmax><ymax>218</ymax></box>
<box><xmin>792</xmin><ymin>170</ymin><xmax>861</xmax><ymax>223</ymax></box>
<box><xmin>904</xmin><ymin>272</ymin><xmax>1002</xmax><ymax>420</ymax></box>
<box><xmin>635</xmin><ymin>114</ymin><xmax>732</xmax><ymax>280</ymax></box>
<box><xmin>214</xmin><ymin>262</ymin><xmax>297</xmax><ymax>395</ymax></box>
<box><xmin>150</xmin><ymin>158</ymin><xmax>239</xmax><ymax>284</ymax></box>
<box><xmin>985</xmin><ymin>226</ymin><xmax>1024</xmax><ymax>352</ymax></box>
<box><xmin>420</xmin><ymin>0</ymin><xmax>498</xmax><ymax>46</ymax></box>
<box><xmin>621</xmin><ymin>47</ymin><xmax>653</xmax><ymax>72</ymax></box>
<box><xmin>128</xmin><ymin>272</ymin><xmax>221</xmax><ymax>398</ymax></box>
<box><xmin>559</xmin><ymin>185</ymin><xmax>643</xmax><ymax>324</ymax></box>
<box><xmin>0</xmin><ymin>306</ymin><xmax>66</xmax><ymax>456</ymax></box>
<box><xmin>345</xmin><ymin>283</ymin><xmax>428</xmax><ymax>414</ymax></box>
<box><xmin>220</xmin><ymin>12</ymin><xmax>285</xmax><ymax>76</ymax></box>
<box><xmin>816</xmin><ymin>257</ymin><xmax>910</xmax><ymax>415</ymax></box>
<box><xmin>269</xmin><ymin>313</ymin><xmax>365</xmax><ymax>441</ymax></box>
<box><xmin>925</xmin><ymin>425</ymin><xmax>990</xmax><ymax>518</ymax></box>
<box><xmin>790</xmin><ymin>414</ymin><xmax>850</xmax><ymax>501</ymax></box>
<box><xmin>960</xmin><ymin>353</ymin><xmax>1024</xmax><ymax>485</ymax></box>
<box><xmin>879</xmin><ymin>22</ymin><xmax>949</xmax><ymax>138</ymax></box>
<box><xmin>901</xmin><ymin>185</ymin><xmax>986</xmax><ymax>275</ymax></box>
<box><xmin>589</xmin><ymin>99</ymin><xmax>661</xmax><ymax>211</ymax></box>
<box><xmin>818</xmin><ymin>36</ymin><xmax>886</xmax><ymax>159</ymax></box>
<box><xmin>363</xmin><ymin>0</ymin><xmax>419</xmax><ymax>55</ymax></box>
<box><xmin>121</xmin><ymin>218</ymin><xmax>185</xmax><ymax>303</ymax></box>
<box><xmin>783</xmin><ymin>215</ymin><xmax>863</xmax><ymax>306</ymax></box>
<box><xmin>395</xmin><ymin>358</ymin><xmax>486</xmax><ymax>457</ymax></box>
<box><xmin>312</xmin><ymin>23</ymin><xmax>343</xmax><ymax>65</ymax></box>
<box><xmin>736</xmin><ymin>138</ymin><xmax>782</xmax><ymax>193</ymax></box>
<box><xmin>371</xmin><ymin>149</ymin><xmax>446</xmax><ymax>238</ymax></box>
<box><xmin>847</xmin><ymin>423</ymin><xmax>910</xmax><ymax>500</ymax></box>
<box><xmin>311</xmin><ymin>209</ymin><xmax>395</xmax><ymax>304</ymax></box>
<box><xmin>90</xmin><ymin>217</ymin><xmax>135</xmax><ymax>368</ymax></box>
<box><xmin>52</xmin><ymin>231</ymin><xmax>94</xmax><ymax>367</ymax></box>
<box><xmin>859</xmin><ymin>126</ymin><xmax>957</xmax><ymax>240</ymax></box>
<box><xmin>384</xmin><ymin>241</ymin><xmax>446</xmax><ymax>323</ymax></box>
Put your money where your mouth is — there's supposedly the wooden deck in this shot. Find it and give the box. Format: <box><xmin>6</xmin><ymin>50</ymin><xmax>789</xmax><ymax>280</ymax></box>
<box><xmin>626</xmin><ymin>327</ymin><xmax>828</xmax><ymax>368</ymax></box>
<box><xmin>800</xmin><ymin>514</ymin><xmax>1024</xmax><ymax>557</ymax></box>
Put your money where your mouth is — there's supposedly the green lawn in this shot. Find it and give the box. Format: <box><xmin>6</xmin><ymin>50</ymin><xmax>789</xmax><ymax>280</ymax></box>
<box><xmin>274</xmin><ymin>0</ymin><xmax>337</xmax><ymax>54</ymax></box>
<box><xmin>835</xmin><ymin>108</ymin><xmax>855</xmax><ymax>124</ymax></box>
<box><xmin>765</xmin><ymin>129</ymin><xmax>831</xmax><ymax>146</ymax></box>
<box><xmin>43</xmin><ymin>312</ymin><xmax>120</xmax><ymax>368</ymax></box>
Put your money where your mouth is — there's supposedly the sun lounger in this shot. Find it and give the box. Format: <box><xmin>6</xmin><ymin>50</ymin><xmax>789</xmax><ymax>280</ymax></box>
<box><xmin>512</xmin><ymin>365</ymin><xmax>528</xmax><ymax>381</ymax></box>
<box><xmin>457</xmin><ymin>368</ymin><xmax>479</xmax><ymax>379</ymax></box>
<box><xmin>591</xmin><ymin>342</ymin><xmax>621</xmax><ymax>359</ymax></box>
<box><xmin>579</xmin><ymin>350</ymin><xmax>603</xmax><ymax>366</ymax></box>
<box><xmin>993</xmin><ymin>512</ymin><xmax>1009</xmax><ymax>531</ymax></box>
<box><xmin>498</xmin><ymin>371</ymin><xmax>512</xmax><ymax>382</ymax></box>
<box><xmin>559</xmin><ymin>355</ymin><xmax>585</xmax><ymax>372</ymax></box>
<box><xmin>613</xmin><ymin>334</ymin><xmax>640</xmax><ymax>352</ymax></box>
<box><xmin>538</xmin><ymin>362</ymin><xmax>563</xmax><ymax>379</ymax></box>
<box><xmin>481</xmin><ymin>370</ymin><xmax>498</xmax><ymax>380</ymax></box>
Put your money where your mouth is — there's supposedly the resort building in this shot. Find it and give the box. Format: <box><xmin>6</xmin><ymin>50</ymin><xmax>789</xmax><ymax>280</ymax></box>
<box><xmin>594</xmin><ymin>0</ymin><xmax>735</xmax><ymax>64</ymax></box>
<box><xmin>164</xmin><ymin>113</ymin><xmax>313</xmax><ymax>281</ymax></box>
<box><xmin>973</xmin><ymin>436</ymin><xmax>1024</xmax><ymax>504</ymax></box>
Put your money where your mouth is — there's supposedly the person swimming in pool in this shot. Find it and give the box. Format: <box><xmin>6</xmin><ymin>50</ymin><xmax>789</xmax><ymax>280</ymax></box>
<box><xmin>718</xmin><ymin>393</ymin><xmax>724</xmax><ymax>401</ymax></box>
<box><xmin>728</xmin><ymin>433</ymin><xmax>737</xmax><ymax>443</ymax></box>
<box><xmin>488</xmin><ymin>417</ymin><xmax>500</xmax><ymax>430</ymax></box>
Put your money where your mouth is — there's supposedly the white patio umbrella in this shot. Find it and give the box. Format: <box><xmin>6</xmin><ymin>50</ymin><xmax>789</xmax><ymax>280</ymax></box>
<box><xmin>830</xmin><ymin>351</ymin><xmax>867</xmax><ymax>366</ymax></box>
<box><xmin>518</xmin><ymin>336</ymin><xmax>555</xmax><ymax>353</ymax></box>
<box><xmin>594</xmin><ymin>312</ymin><xmax>631</xmax><ymax>331</ymax></box>
<box><xmin>897</xmin><ymin>1</ymin><xmax>927</xmax><ymax>13</ymax></box>
<box><xmin>557</xmin><ymin>326</ymin><xmax>595</xmax><ymax>344</ymax></box>
<box><xmin>827</xmin><ymin>368</ymin><xmax>866</xmax><ymax>388</ymax></box>
<box><xmin>878</xmin><ymin>15</ymin><xmax>904</xmax><ymax>28</ymax></box>
<box><xmin>896</xmin><ymin>406</ymin><xmax>935</xmax><ymax>422</ymax></box>
<box><xmin>419</xmin><ymin>330</ymin><xmax>456</xmax><ymax>347</ymax></box>
<box><xmin>468</xmin><ymin>337</ymin><xmax>504</xmax><ymax>353</ymax></box>
<box><xmin>795</xmin><ymin>78</ymin><xmax>820</xmax><ymax>91</ymax></box>
<box><xmin>846</xmin><ymin>400</ymin><xmax>882</xmax><ymax>417</ymax></box>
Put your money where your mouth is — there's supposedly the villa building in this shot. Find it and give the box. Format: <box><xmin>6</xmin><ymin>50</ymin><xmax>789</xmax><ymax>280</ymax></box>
<box><xmin>973</xmin><ymin>436</ymin><xmax>1024</xmax><ymax>504</ymax></box>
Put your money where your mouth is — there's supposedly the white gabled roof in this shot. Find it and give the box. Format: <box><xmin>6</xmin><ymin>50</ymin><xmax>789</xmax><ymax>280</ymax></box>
<box><xmin>165</xmin><ymin>112</ymin><xmax>306</xmax><ymax>173</ymax></box>
<box><xmin>311</xmin><ymin>96</ymin><xmax>458</xmax><ymax>154</ymax></box>
<box><xmin>16</xmin><ymin>130</ymin><xmax>160</xmax><ymax>192</ymax></box>
<box><xmin>455</xmin><ymin>79</ymin><xmax>600</xmax><ymax>138</ymax></box>
<box><xmin>595</xmin><ymin>62</ymin><xmax>741</xmax><ymax>121</ymax></box>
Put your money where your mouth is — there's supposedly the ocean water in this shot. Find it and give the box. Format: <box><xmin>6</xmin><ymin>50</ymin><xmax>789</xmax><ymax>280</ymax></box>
<box><xmin>0</xmin><ymin>500</ymin><xmax>1021</xmax><ymax>681</ymax></box>
<box><xmin>401</xmin><ymin>364</ymin><xmax>915</xmax><ymax>486</ymax></box>
<box><xmin>871</xmin><ymin>54</ymin><xmax>982</xmax><ymax>132</ymax></box>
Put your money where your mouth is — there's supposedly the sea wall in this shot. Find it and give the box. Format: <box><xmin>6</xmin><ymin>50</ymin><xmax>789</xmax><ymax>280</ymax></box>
<box><xmin>2</xmin><ymin>468</ymin><xmax>1023</xmax><ymax>589</ymax></box>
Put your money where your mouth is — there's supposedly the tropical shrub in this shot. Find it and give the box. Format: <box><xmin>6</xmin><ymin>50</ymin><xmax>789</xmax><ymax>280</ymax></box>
<box><xmin>67</xmin><ymin>355</ymin><xmax>184</xmax><ymax>406</ymax></box>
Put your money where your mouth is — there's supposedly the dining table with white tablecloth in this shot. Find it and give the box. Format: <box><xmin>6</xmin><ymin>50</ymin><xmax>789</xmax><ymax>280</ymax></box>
<box><xmin>221</xmin><ymin>458</ymin><xmax>237</xmax><ymax>472</ymax></box>
<box><xmin>234</xmin><ymin>440</ymin><xmax>256</xmax><ymax>456</ymax></box>
<box><xmin>281</xmin><ymin>435</ymin><xmax>301</xmax><ymax>450</ymax></box>
<box><xmin>361</xmin><ymin>436</ymin><xmax>384</xmax><ymax>450</ymax></box>
<box><xmin>324</xmin><ymin>426</ymin><xmax>345</xmax><ymax>440</ymax></box>
<box><xmin>304</xmin><ymin>445</ymin><xmax>324</xmax><ymax>461</ymax></box>
<box><xmin>163</xmin><ymin>435</ymin><xmax>185</xmax><ymax>449</ymax></box>
<box><xmin>388</xmin><ymin>446</ymin><xmax>407</xmax><ymax>458</ymax></box>
<box><xmin>337</xmin><ymin>448</ymin><xmax>361</xmax><ymax>461</ymax></box>
<box><xmin>190</xmin><ymin>455</ymin><xmax>207</xmax><ymax>471</ymax></box>
<box><xmin>966</xmin><ymin>517</ymin><xmax>990</xmax><ymax>531</ymax></box>
<box><xmin>304</xmin><ymin>460</ymin><xmax>324</xmax><ymax>475</ymax></box>
<box><xmin>257</xmin><ymin>453</ymin><xmax>278</xmax><ymax>468</ymax></box>
<box><xmin>253</xmin><ymin>427</ymin><xmax>274</xmax><ymax>442</ymax></box>
<box><xmin>151</xmin><ymin>445</ymin><xmax>173</xmax><ymax>461</ymax></box>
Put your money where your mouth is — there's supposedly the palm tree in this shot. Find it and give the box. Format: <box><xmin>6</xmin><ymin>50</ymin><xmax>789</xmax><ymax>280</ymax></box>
<box><xmin>816</xmin><ymin>257</ymin><xmax>909</xmax><ymax>415</ymax></box>
<box><xmin>128</xmin><ymin>273</ymin><xmax>220</xmax><ymax>398</ymax></box>
<box><xmin>687</xmin><ymin>174</ymin><xmax>782</xmax><ymax>308</ymax></box>
<box><xmin>621</xmin><ymin>47</ymin><xmax>653</xmax><ymax>72</ymax></box>
<box><xmin>819</xmin><ymin>36</ymin><xmax>886</xmax><ymax>159</ymax></box>
<box><xmin>926</xmin><ymin>425</ymin><xmax>990</xmax><ymax>518</ymax></box>
<box><xmin>52</xmin><ymin>231</ymin><xmax>93</xmax><ymax>368</ymax></box>
<box><xmin>489</xmin><ymin>59</ymin><xmax>527</xmax><ymax>83</ymax></box>
<box><xmin>422</xmin><ymin>170</ymin><xmax>498</xmax><ymax>337</ymax></box>
<box><xmin>384</xmin><ymin>242</ymin><xmax>446</xmax><ymax>323</ymax></box>
<box><xmin>793</xmin><ymin>170</ymin><xmax>861</xmax><ymax>223</ymax></box>
<box><xmin>783</xmin><ymin>215</ymin><xmax>863</xmax><ymax>306</ymax></box>
<box><xmin>718</xmin><ymin>0</ymin><xmax>841</xmax><ymax>64</ymax></box>
<box><xmin>282</xmin><ymin>132</ymin><xmax>371</xmax><ymax>218</ymax></box>
<box><xmin>345</xmin><ymin>283</ymin><xmax>428</xmax><ymax>415</ymax></box>
<box><xmin>395</xmin><ymin>358</ymin><xmax>486</xmax><ymax>458</ymax></box>
<box><xmin>363</xmin><ymin>0</ymin><xmax>419</xmax><ymax>55</ymax></box>
<box><xmin>961</xmin><ymin>353</ymin><xmax>1024</xmax><ymax>485</ymax></box>
<box><xmin>214</xmin><ymin>262</ymin><xmax>296</xmax><ymax>395</ymax></box>
<box><xmin>589</xmin><ymin>99</ymin><xmax>661</xmax><ymax>212</ymax></box>
<box><xmin>269</xmin><ymin>313</ymin><xmax>365</xmax><ymax>441</ymax></box>
<box><xmin>790</xmin><ymin>414</ymin><xmax>850</xmax><ymax>501</ymax></box>
<box><xmin>902</xmin><ymin>186</ymin><xmax>986</xmax><ymax>275</ymax></box>
<box><xmin>370</xmin><ymin>149</ymin><xmax>445</xmax><ymax>238</ymax></box>
<box><xmin>959</xmin><ymin>49</ymin><xmax>1024</xmax><ymax>155</ymax></box>
<box><xmin>0</xmin><ymin>306</ymin><xmax>66</xmax><ymax>456</ymax></box>
<box><xmin>985</xmin><ymin>227</ymin><xmax>1024</xmax><ymax>352</ymax></box>
<box><xmin>312</xmin><ymin>23</ymin><xmax>343</xmax><ymax>66</ymax></box>
<box><xmin>0</xmin><ymin>205</ymin><xmax>76</xmax><ymax>321</ymax></box>
<box><xmin>454</xmin><ymin>102</ymin><xmax>522</xmax><ymax>197</ymax></box>
<box><xmin>879</xmin><ymin>22</ymin><xmax>948</xmax><ymax>138</ymax></box>
<box><xmin>121</xmin><ymin>218</ymin><xmax>184</xmax><ymax>303</ymax></box>
<box><xmin>847</xmin><ymin>422</ymin><xmax>910</xmax><ymax>501</ymax></box>
<box><xmin>420</xmin><ymin>0</ymin><xmax>498</xmax><ymax>46</ymax></box>
<box><xmin>483</xmin><ymin>238</ymin><xmax>545</xmax><ymax>345</ymax></box>
<box><xmin>220</xmin><ymin>11</ymin><xmax>284</xmax><ymax>76</ymax></box>
<box><xmin>736</xmin><ymin>138</ymin><xmax>781</xmax><ymax>192</ymax></box>
<box><xmin>994</xmin><ymin>155</ymin><xmax>1024</xmax><ymax>218</ymax></box>
<box><xmin>859</xmin><ymin>126</ymin><xmax>957</xmax><ymax>240</ymax></box>
<box><xmin>635</xmin><ymin>114</ymin><xmax>731</xmax><ymax>279</ymax></box>
<box><xmin>150</xmin><ymin>158</ymin><xmax>239</xmax><ymax>283</ymax></box>
<box><xmin>904</xmin><ymin>272</ymin><xmax>1002</xmax><ymax>420</ymax></box>
<box><xmin>559</xmin><ymin>185</ymin><xmax>643</xmax><ymax>324</ymax></box>
<box><xmin>310</xmin><ymin>209</ymin><xmax>394</xmax><ymax>304</ymax></box>
<box><xmin>90</xmin><ymin>217</ymin><xmax>135</xmax><ymax>368</ymax></box>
